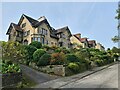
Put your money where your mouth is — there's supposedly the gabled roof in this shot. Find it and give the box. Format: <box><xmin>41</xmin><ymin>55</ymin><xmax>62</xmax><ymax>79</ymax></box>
<box><xmin>88</xmin><ymin>40</ymin><xmax>96</xmax><ymax>45</ymax></box>
<box><xmin>55</xmin><ymin>26</ymin><xmax>72</xmax><ymax>36</ymax></box>
<box><xmin>80</xmin><ymin>38</ymin><xmax>88</xmax><ymax>43</ymax></box>
<box><xmin>50</xmin><ymin>34</ymin><xmax>59</xmax><ymax>39</ymax></box>
<box><xmin>6</xmin><ymin>23</ymin><xmax>23</xmax><ymax>35</ymax></box>
<box><xmin>24</xmin><ymin>14</ymin><xmax>39</xmax><ymax>26</ymax></box>
<box><xmin>74</xmin><ymin>35</ymin><xmax>88</xmax><ymax>43</ymax></box>
<box><xmin>73</xmin><ymin>33</ymin><xmax>81</xmax><ymax>36</ymax></box>
<box><xmin>18</xmin><ymin>14</ymin><xmax>53</xmax><ymax>30</ymax></box>
<box><xmin>18</xmin><ymin>14</ymin><xmax>39</xmax><ymax>27</ymax></box>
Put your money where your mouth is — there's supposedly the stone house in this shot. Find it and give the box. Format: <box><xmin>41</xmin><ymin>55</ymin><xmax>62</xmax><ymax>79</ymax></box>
<box><xmin>95</xmin><ymin>43</ymin><xmax>105</xmax><ymax>51</ymax></box>
<box><xmin>6</xmin><ymin>14</ymin><xmax>72</xmax><ymax>48</ymax></box>
<box><xmin>70</xmin><ymin>33</ymin><xmax>89</xmax><ymax>48</ymax></box>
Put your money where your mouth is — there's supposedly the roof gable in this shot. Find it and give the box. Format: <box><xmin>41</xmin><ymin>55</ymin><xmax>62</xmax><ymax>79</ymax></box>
<box><xmin>55</xmin><ymin>26</ymin><xmax>72</xmax><ymax>37</ymax></box>
<box><xmin>18</xmin><ymin>14</ymin><xmax>39</xmax><ymax>27</ymax></box>
<box><xmin>6</xmin><ymin>23</ymin><xmax>23</xmax><ymax>35</ymax></box>
<box><xmin>88</xmin><ymin>40</ymin><xmax>96</xmax><ymax>45</ymax></box>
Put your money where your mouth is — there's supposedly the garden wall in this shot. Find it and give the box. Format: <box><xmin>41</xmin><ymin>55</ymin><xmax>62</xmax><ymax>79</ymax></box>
<box><xmin>29</xmin><ymin>63</ymin><xmax>65</xmax><ymax>76</ymax></box>
<box><xmin>1</xmin><ymin>72</ymin><xmax>22</xmax><ymax>88</ymax></box>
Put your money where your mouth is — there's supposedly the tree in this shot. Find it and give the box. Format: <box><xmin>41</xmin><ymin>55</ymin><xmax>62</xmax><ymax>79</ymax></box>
<box><xmin>112</xmin><ymin>3</ymin><xmax>120</xmax><ymax>43</ymax></box>
<box><xmin>112</xmin><ymin>36</ymin><xmax>120</xmax><ymax>43</ymax></box>
<box><xmin>2</xmin><ymin>41</ymin><xmax>25</xmax><ymax>63</ymax></box>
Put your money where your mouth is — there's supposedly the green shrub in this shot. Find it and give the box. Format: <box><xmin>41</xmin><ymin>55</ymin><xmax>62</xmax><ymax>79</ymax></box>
<box><xmin>29</xmin><ymin>41</ymin><xmax>42</xmax><ymax>49</ymax></box>
<box><xmin>23</xmin><ymin>45</ymin><xmax>37</xmax><ymax>64</ymax></box>
<box><xmin>66</xmin><ymin>54</ymin><xmax>79</xmax><ymax>62</ymax></box>
<box><xmin>95</xmin><ymin>59</ymin><xmax>104</xmax><ymax>66</ymax></box>
<box><xmin>50</xmin><ymin>52</ymin><xmax>66</xmax><ymax>65</ymax></box>
<box><xmin>33</xmin><ymin>49</ymin><xmax>46</xmax><ymax>63</ymax></box>
<box><xmin>2</xmin><ymin>41</ymin><xmax>24</xmax><ymax>63</ymax></box>
<box><xmin>37</xmin><ymin>53</ymin><xmax>51</xmax><ymax>66</ymax></box>
<box><xmin>75</xmin><ymin>62</ymin><xmax>87</xmax><ymax>72</ymax></box>
<box><xmin>67</xmin><ymin>63</ymin><xmax>80</xmax><ymax>73</ymax></box>
<box><xmin>2</xmin><ymin>61</ymin><xmax>21</xmax><ymax>74</ymax></box>
<box><xmin>55</xmin><ymin>47</ymin><xmax>70</xmax><ymax>54</ymax></box>
<box><xmin>42</xmin><ymin>45</ymin><xmax>50</xmax><ymax>51</ymax></box>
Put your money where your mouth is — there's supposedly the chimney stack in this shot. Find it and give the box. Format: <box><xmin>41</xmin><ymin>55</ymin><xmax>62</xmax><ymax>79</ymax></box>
<box><xmin>38</xmin><ymin>16</ymin><xmax>46</xmax><ymax>22</ymax></box>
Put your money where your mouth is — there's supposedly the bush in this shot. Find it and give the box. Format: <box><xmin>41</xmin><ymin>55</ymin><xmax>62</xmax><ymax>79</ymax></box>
<box><xmin>2</xmin><ymin>60</ymin><xmax>21</xmax><ymax>74</ymax></box>
<box><xmin>95</xmin><ymin>59</ymin><xmax>104</xmax><ymax>67</ymax></box>
<box><xmin>29</xmin><ymin>41</ymin><xmax>42</xmax><ymax>49</ymax></box>
<box><xmin>23</xmin><ymin>45</ymin><xmax>37</xmax><ymax>64</ymax></box>
<box><xmin>50</xmin><ymin>46</ymin><xmax>58</xmax><ymax>50</ymax></box>
<box><xmin>33</xmin><ymin>49</ymin><xmax>46</xmax><ymax>63</ymax></box>
<box><xmin>37</xmin><ymin>53</ymin><xmax>51</xmax><ymax>66</ymax></box>
<box><xmin>42</xmin><ymin>45</ymin><xmax>50</xmax><ymax>51</ymax></box>
<box><xmin>55</xmin><ymin>47</ymin><xmax>70</xmax><ymax>54</ymax></box>
<box><xmin>50</xmin><ymin>52</ymin><xmax>66</xmax><ymax>65</ymax></box>
<box><xmin>67</xmin><ymin>63</ymin><xmax>80</xmax><ymax>73</ymax></box>
<box><xmin>66</xmin><ymin>54</ymin><xmax>79</xmax><ymax>62</ymax></box>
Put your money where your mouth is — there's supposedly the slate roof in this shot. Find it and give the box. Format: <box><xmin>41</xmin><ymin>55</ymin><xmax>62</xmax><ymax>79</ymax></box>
<box><xmin>55</xmin><ymin>26</ymin><xmax>72</xmax><ymax>36</ymax></box>
<box><xmin>80</xmin><ymin>38</ymin><xmax>88</xmax><ymax>42</ymax></box>
<box><xmin>23</xmin><ymin>14</ymin><xmax>39</xmax><ymax>27</ymax></box>
<box><xmin>74</xmin><ymin>35</ymin><xmax>88</xmax><ymax>43</ymax></box>
<box><xmin>88</xmin><ymin>40</ymin><xmax>96</xmax><ymax>45</ymax></box>
<box><xmin>6</xmin><ymin>23</ymin><xmax>23</xmax><ymax>35</ymax></box>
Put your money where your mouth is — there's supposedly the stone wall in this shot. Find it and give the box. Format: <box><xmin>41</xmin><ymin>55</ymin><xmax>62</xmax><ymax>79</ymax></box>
<box><xmin>1</xmin><ymin>72</ymin><xmax>22</xmax><ymax>88</ymax></box>
<box><xmin>29</xmin><ymin>63</ymin><xmax>65</xmax><ymax>76</ymax></box>
<box><xmin>53</xmin><ymin>65</ymin><xmax>65</xmax><ymax>76</ymax></box>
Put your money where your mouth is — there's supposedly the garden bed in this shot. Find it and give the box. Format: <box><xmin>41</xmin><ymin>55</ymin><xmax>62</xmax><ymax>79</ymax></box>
<box><xmin>2</xmin><ymin>72</ymin><xmax>22</xmax><ymax>88</ymax></box>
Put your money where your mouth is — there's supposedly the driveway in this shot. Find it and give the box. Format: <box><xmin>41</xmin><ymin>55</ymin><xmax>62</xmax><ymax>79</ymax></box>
<box><xmin>20</xmin><ymin>65</ymin><xmax>60</xmax><ymax>84</ymax></box>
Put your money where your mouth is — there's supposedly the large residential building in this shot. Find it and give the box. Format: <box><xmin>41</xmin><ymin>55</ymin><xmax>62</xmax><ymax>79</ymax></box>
<box><xmin>88</xmin><ymin>40</ymin><xmax>96</xmax><ymax>48</ymax></box>
<box><xmin>6</xmin><ymin>14</ymin><xmax>72</xmax><ymax>48</ymax></box>
<box><xmin>6</xmin><ymin>14</ymin><xmax>105</xmax><ymax>50</ymax></box>
<box><xmin>70</xmin><ymin>33</ymin><xmax>105</xmax><ymax>50</ymax></box>
<box><xmin>70</xmin><ymin>33</ymin><xmax>89</xmax><ymax>48</ymax></box>
<box><xmin>95</xmin><ymin>43</ymin><xmax>105</xmax><ymax>51</ymax></box>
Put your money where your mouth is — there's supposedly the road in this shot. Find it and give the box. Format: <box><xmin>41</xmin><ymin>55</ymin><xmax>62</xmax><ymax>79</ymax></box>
<box><xmin>35</xmin><ymin>63</ymin><xmax>119</xmax><ymax>89</ymax></box>
<box><xmin>60</xmin><ymin>63</ymin><xmax>119</xmax><ymax>88</ymax></box>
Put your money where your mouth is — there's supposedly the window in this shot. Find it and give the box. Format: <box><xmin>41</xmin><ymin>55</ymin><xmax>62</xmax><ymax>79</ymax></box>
<box><xmin>24</xmin><ymin>30</ymin><xmax>30</xmax><ymax>36</ymax></box>
<box><xmin>41</xmin><ymin>37</ymin><xmax>44</xmax><ymax>44</ymax></box>
<box><xmin>38</xmin><ymin>37</ymin><xmax>40</xmax><ymax>42</ymax></box>
<box><xmin>37</xmin><ymin>28</ymin><xmax>47</xmax><ymax>35</ymax></box>
<box><xmin>59</xmin><ymin>42</ymin><xmax>63</xmax><ymax>47</ymax></box>
<box><xmin>46</xmin><ymin>40</ymin><xmax>49</xmax><ymax>45</ymax></box>
<box><xmin>22</xmin><ymin>23</ymin><xmax>26</xmax><ymax>28</ymax></box>
<box><xmin>24</xmin><ymin>39</ymin><xmax>28</xmax><ymax>45</ymax></box>
<box><xmin>51</xmin><ymin>42</ymin><xmax>54</xmax><ymax>45</ymax></box>
<box><xmin>55</xmin><ymin>43</ymin><xmax>57</xmax><ymax>46</ymax></box>
<box><xmin>32</xmin><ymin>37</ymin><xmax>41</xmax><ymax>42</ymax></box>
<box><xmin>24</xmin><ymin>32</ymin><xmax>27</xmax><ymax>36</ymax></box>
<box><xmin>62</xmin><ymin>34</ymin><xmax>66</xmax><ymax>38</ymax></box>
<box><xmin>13</xmin><ymin>32</ymin><xmax>16</xmax><ymax>36</ymax></box>
<box><xmin>27</xmin><ymin>30</ymin><xmax>30</xmax><ymax>35</ymax></box>
<box><xmin>35</xmin><ymin>37</ymin><xmax>37</xmax><ymax>41</ymax></box>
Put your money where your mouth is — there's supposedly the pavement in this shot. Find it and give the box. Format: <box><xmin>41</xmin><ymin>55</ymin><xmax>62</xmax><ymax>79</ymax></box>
<box><xmin>34</xmin><ymin>62</ymin><xmax>119</xmax><ymax>88</ymax></box>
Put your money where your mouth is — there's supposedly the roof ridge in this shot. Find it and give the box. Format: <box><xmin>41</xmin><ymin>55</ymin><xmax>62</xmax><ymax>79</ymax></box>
<box><xmin>56</xmin><ymin>26</ymin><xmax>68</xmax><ymax>30</ymax></box>
<box><xmin>23</xmin><ymin>14</ymin><xmax>38</xmax><ymax>21</ymax></box>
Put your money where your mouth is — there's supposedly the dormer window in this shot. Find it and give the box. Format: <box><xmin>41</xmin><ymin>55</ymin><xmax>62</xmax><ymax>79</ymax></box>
<box><xmin>22</xmin><ymin>23</ymin><xmax>26</xmax><ymax>28</ymax></box>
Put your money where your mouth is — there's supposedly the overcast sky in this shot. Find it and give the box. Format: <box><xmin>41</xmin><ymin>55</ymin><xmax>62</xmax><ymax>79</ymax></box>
<box><xmin>1</xmin><ymin>2</ymin><xmax>118</xmax><ymax>49</ymax></box>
